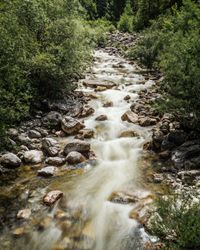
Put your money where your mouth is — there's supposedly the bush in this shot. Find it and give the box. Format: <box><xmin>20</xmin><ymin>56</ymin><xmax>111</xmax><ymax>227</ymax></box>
<box><xmin>117</xmin><ymin>1</ymin><xmax>134</xmax><ymax>33</ymax></box>
<box><xmin>0</xmin><ymin>0</ymin><xmax>93</xmax><ymax>148</ymax></box>
<box><xmin>150</xmin><ymin>193</ymin><xmax>200</xmax><ymax>250</ymax></box>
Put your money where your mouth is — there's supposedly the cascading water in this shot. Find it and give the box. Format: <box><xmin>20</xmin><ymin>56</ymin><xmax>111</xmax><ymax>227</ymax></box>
<box><xmin>0</xmin><ymin>49</ymin><xmax>157</xmax><ymax>250</ymax></box>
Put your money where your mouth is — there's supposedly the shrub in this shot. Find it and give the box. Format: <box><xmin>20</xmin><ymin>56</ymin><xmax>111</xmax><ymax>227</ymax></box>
<box><xmin>117</xmin><ymin>1</ymin><xmax>134</xmax><ymax>33</ymax></box>
<box><xmin>150</xmin><ymin>193</ymin><xmax>200</xmax><ymax>250</ymax></box>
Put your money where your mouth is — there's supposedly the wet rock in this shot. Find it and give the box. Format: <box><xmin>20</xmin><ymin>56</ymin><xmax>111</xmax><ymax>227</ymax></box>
<box><xmin>64</xmin><ymin>140</ymin><xmax>90</xmax><ymax>156</ymax></box>
<box><xmin>38</xmin><ymin>166</ymin><xmax>58</xmax><ymax>177</ymax></box>
<box><xmin>75</xmin><ymin>129</ymin><xmax>95</xmax><ymax>139</ymax></box>
<box><xmin>78</xmin><ymin>105</ymin><xmax>95</xmax><ymax>118</ymax></box>
<box><xmin>0</xmin><ymin>153</ymin><xmax>21</xmax><ymax>168</ymax></box>
<box><xmin>119</xmin><ymin>130</ymin><xmax>139</xmax><ymax>138</ymax></box>
<box><xmin>103</xmin><ymin>101</ymin><xmax>113</xmax><ymax>107</ymax></box>
<box><xmin>83</xmin><ymin>79</ymin><xmax>116</xmax><ymax>89</ymax></box>
<box><xmin>95</xmin><ymin>86</ymin><xmax>107</xmax><ymax>91</ymax></box>
<box><xmin>28</xmin><ymin>130</ymin><xmax>42</xmax><ymax>139</ymax></box>
<box><xmin>124</xmin><ymin>95</ymin><xmax>131</xmax><ymax>101</ymax></box>
<box><xmin>95</xmin><ymin>115</ymin><xmax>108</xmax><ymax>121</ymax></box>
<box><xmin>17</xmin><ymin>209</ymin><xmax>31</xmax><ymax>220</ymax></box>
<box><xmin>66</xmin><ymin>151</ymin><xmax>86</xmax><ymax>165</ymax></box>
<box><xmin>45</xmin><ymin>157</ymin><xmax>66</xmax><ymax>166</ymax></box>
<box><xmin>172</xmin><ymin>140</ymin><xmax>200</xmax><ymax>169</ymax></box>
<box><xmin>61</xmin><ymin>116</ymin><xmax>85</xmax><ymax>135</ymax></box>
<box><xmin>43</xmin><ymin>190</ymin><xmax>63</xmax><ymax>206</ymax></box>
<box><xmin>23</xmin><ymin>150</ymin><xmax>44</xmax><ymax>164</ymax></box>
<box><xmin>121</xmin><ymin>111</ymin><xmax>138</xmax><ymax>123</ymax></box>
<box><xmin>42</xmin><ymin>111</ymin><xmax>62</xmax><ymax>128</ymax></box>
<box><xmin>138</xmin><ymin>117</ymin><xmax>157</xmax><ymax>127</ymax></box>
<box><xmin>167</xmin><ymin>130</ymin><xmax>188</xmax><ymax>147</ymax></box>
<box><xmin>109</xmin><ymin>192</ymin><xmax>139</xmax><ymax>204</ymax></box>
<box><xmin>42</xmin><ymin>138</ymin><xmax>60</xmax><ymax>157</ymax></box>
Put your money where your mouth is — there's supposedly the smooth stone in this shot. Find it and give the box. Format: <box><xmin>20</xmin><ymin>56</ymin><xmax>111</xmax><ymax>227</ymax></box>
<box><xmin>45</xmin><ymin>157</ymin><xmax>66</xmax><ymax>166</ymax></box>
<box><xmin>0</xmin><ymin>153</ymin><xmax>21</xmax><ymax>168</ymax></box>
<box><xmin>63</xmin><ymin>140</ymin><xmax>90</xmax><ymax>156</ymax></box>
<box><xmin>121</xmin><ymin>111</ymin><xmax>138</xmax><ymax>123</ymax></box>
<box><xmin>38</xmin><ymin>166</ymin><xmax>58</xmax><ymax>177</ymax></box>
<box><xmin>28</xmin><ymin>130</ymin><xmax>42</xmax><ymax>139</ymax></box>
<box><xmin>75</xmin><ymin>129</ymin><xmax>95</xmax><ymax>139</ymax></box>
<box><xmin>119</xmin><ymin>130</ymin><xmax>139</xmax><ymax>138</ymax></box>
<box><xmin>66</xmin><ymin>151</ymin><xmax>86</xmax><ymax>165</ymax></box>
<box><xmin>43</xmin><ymin>190</ymin><xmax>63</xmax><ymax>206</ymax></box>
<box><xmin>138</xmin><ymin>117</ymin><xmax>157</xmax><ymax>127</ymax></box>
<box><xmin>23</xmin><ymin>150</ymin><xmax>44</xmax><ymax>164</ymax></box>
<box><xmin>95</xmin><ymin>115</ymin><xmax>108</xmax><ymax>121</ymax></box>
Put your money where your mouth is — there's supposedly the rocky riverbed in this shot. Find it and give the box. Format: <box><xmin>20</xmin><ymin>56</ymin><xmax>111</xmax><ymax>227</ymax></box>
<box><xmin>0</xmin><ymin>32</ymin><xmax>199</xmax><ymax>250</ymax></box>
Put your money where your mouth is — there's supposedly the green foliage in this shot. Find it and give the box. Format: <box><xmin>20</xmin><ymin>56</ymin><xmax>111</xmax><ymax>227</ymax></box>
<box><xmin>117</xmin><ymin>1</ymin><xmax>134</xmax><ymax>33</ymax></box>
<box><xmin>128</xmin><ymin>0</ymin><xmax>200</xmax><ymax>130</ymax></box>
<box><xmin>150</xmin><ymin>193</ymin><xmax>200</xmax><ymax>250</ymax></box>
<box><xmin>0</xmin><ymin>0</ymin><xmax>93</xmax><ymax>148</ymax></box>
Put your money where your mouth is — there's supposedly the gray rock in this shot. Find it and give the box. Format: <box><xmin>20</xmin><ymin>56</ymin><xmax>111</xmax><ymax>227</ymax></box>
<box><xmin>42</xmin><ymin>138</ymin><xmax>60</xmax><ymax>157</ymax></box>
<box><xmin>63</xmin><ymin>140</ymin><xmax>90</xmax><ymax>156</ymax></box>
<box><xmin>38</xmin><ymin>166</ymin><xmax>58</xmax><ymax>177</ymax></box>
<box><xmin>43</xmin><ymin>111</ymin><xmax>62</xmax><ymax>128</ymax></box>
<box><xmin>61</xmin><ymin>116</ymin><xmax>85</xmax><ymax>135</ymax></box>
<box><xmin>1</xmin><ymin>153</ymin><xmax>21</xmax><ymax>168</ymax></box>
<box><xmin>28</xmin><ymin>130</ymin><xmax>42</xmax><ymax>139</ymax></box>
<box><xmin>172</xmin><ymin>140</ymin><xmax>200</xmax><ymax>169</ymax></box>
<box><xmin>66</xmin><ymin>151</ymin><xmax>86</xmax><ymax>165</ymax></box>
<box><xmin>23</xmin><ymin>150</ymin><xmax>44</xmax><ymax>164</ymax></box>
<box><xmin>17</xmin><ymin>209</ymin><xmax>31</xmax><ymax>220</ymax></box>
<box><xmin>45</xmin><ymin>157</ymin><xmax>66</xmax><ymax>166</ymax></box>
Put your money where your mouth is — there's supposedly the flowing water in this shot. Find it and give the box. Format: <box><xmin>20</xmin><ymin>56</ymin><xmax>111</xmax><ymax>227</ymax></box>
<box><xmin>0</xmin><ymin>49</ymin><xmax>158</xmax><ymax>250</ymax></box>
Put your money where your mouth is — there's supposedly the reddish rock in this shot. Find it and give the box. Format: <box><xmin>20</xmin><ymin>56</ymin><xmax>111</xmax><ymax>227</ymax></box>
<box><xmin>43</xmin><ymin>190</ymin><xmax>63</xmax><ymax>206</ymax></box>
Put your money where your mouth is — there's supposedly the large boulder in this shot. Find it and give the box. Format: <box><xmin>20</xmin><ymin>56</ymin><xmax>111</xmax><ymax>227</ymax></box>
<box><xmin>63</xmin><ymin>140</ymin><xmax>90</xmax><ymax>156</ymax></box>
<box><xmin>1</xmin><ymin>153</ymin><xmax>21</xmax><ymax>168</ymax></box>
<box><xmin>172</xmin><ymin>140</ymin><xmax>200</xmax><ymax>169</ymax></box>
<box><xmin>66</xmin><ymin>151</ymin><xmax>86</xmax><ymax>165</ymax></box>
<box><xmin>23</xmin><ymin>150</ymin><xmax>44</xmax><ymax>164</ymax></box>
<box><xmin>61</xmin><ymin>116</ymin><xmax>84</xmax><ymax>135</ymax></box>
<box><xmin>42</xmin><ymin>138</ymin><xmax>60</xmax><ymax>157</ymax></box>
<box><xmin>42</xmin><ymin>111</ymin><xmax>62</xmax><ymax>128</ymax></box>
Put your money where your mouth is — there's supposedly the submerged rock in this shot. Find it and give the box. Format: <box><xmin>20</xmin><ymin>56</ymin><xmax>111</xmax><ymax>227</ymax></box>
<box><xmin>42</xmin><ymin>138</ymin><xmax>60</xmax><ymax>157</ymax></box>
<box><xmin>61</xmin><ymin>116</ymin><xmax>84</xmax><ymax>135</ymax></box>
<box><xmin>103</xmin><ymin>101</ymin><xmax>113</xmax><ymax>107</ymax></box>
<box><xmin>23</xmin><ymin>150</ymin><xmax>44</xmax><ymax>164</ymax></box>
<box><xmin>0</xmin><ymin>153</ymin><xmax>21</xmax><ymax>168</ymax></box>
<box><xmin>66</xmin><ymin>151</ymin><xmax>86</xmax><ymax>165</ymax></box>
<box><xmin>63</xmin><ymin>140</ymin><xmax>90</xmax><ymax>156</ymax></box>
<box><xmin>43</xmin><ymin>190</ymin><xmax>63</xmax><ymax>206</ymax></box>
